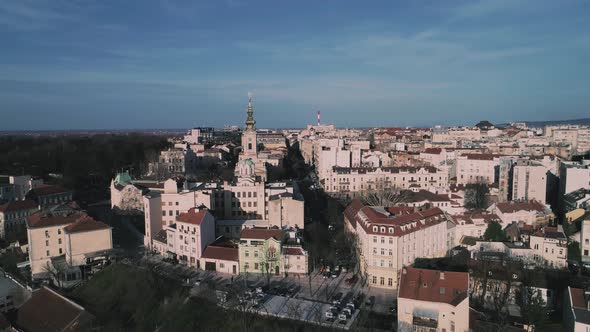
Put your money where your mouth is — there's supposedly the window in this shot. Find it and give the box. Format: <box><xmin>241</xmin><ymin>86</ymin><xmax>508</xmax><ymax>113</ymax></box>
<box><xmin>372</xmin><ymin>276</ymin><xmax>377</xmax><ymax>284</ymax></box>
<box><xmin>388</xmin><ymin>278</ymin><xmax>393</xmax><ymax>286</ymax></box>
<box><xmin>373</xmin><ymin>248</ymin><xmax>377</xmax><ymax>254</ymax></box>
<box><xmin>58</xmin><ymin>238</ymin><xmax>62</xmax><ymax>244</ymax></box>
<box><xmin>45</xmin><ymin>240</ymin><xmax>49</xmax><ymax>246</ymax></box>
<box><xmin>59</xmin><ymin>248</ymin><xmax>63</xmax><ymax>254</ymax></box>
<box><xmin>46</xmin><ymin>250</ymin><xmax>50</xmax><ymax>256</ymax></box>
<box><xmin>220</xmin><ymin>263</ymin><xmax>225</xmax><ymax>268</ymax></box>
<box><xmin>58</xmin><ymin>229</ymin><xmax>61</xmax><ymax>235</ymax></box>
<box><xmin>162</xmin><ymin>211</ymin><xmax>166</xmax><ymax>216</ymax></box>
<box><xmin>380</xmin><ymin>277</ymin><xmax>385</xmax><ymax>285</ymax></box>
<box><xmin>381</xmin><ymin>237</ymin><xmax>385</xmax><ymax>244</ymax></box>
<box><xmin>389</xmin><ymin>238</ymin><xmax>393</xmax><ymax>244</ymax></box>
<box><xmin>254</xmin><ymin>251</ymin><xmax>259</xmax><ymax>258</ymax></box>
<box><xmin>380</xmin><ymin>248</ymin><xmax>385</xmax><ymax>255</ymax></box>
<box><xmin>175</xmin><ymin>202</ymin><xmax>179</xmax><ymax>206</ymax></box>
<box><xmin>169</xmin><ymin>211</ymin><xmax>173</xmax><ymax>216</ymax></box>
<box><xmin>389</xmin><ymin>249</ymin><xmax>393</xmax><ymax>256</ymax></box>
<box><xmin>245</xmin><ymin>262</ymin><xmax>250</xmax><ymax>270</ymax></box>
<box><xmin>254</xmin><ymin>263</ymin><xmax>259</xmax><ymax>270</ymax></box>
<box><xmin>373</xmin><ymin>236</ymin><xmax>377</xmax><ymax>243</ymax></box>
<box><xmin>245</xmin><ymin>251</ymin><xmax>249</xmax><ymax>257</ymax></box>
<box><xmin>45</xmin><ymin>230</ymin><xmax>49</xmax><ymax>238</ymax></box>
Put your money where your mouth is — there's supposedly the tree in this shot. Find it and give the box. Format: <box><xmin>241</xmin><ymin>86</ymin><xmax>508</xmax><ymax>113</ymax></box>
<box><xmin>521</xmin><ymin>287</ymin><xmax>548</xmax><ymax>331</ymax></box>
<box><xmin>464</xmin><ymin>181</ymin><xmax>490</xmax><ymax>209</ymax></box>
<box><xmin>484</xmin><ymin>221</ymin><xmax>507</xmax><ymax>242</ymax></box>
<box><xmin>359</xmin><ymin>187</ymin><xmax>411</xmax><ymax>207</ymax></box>
<box><xmin>568</xmin><ymin>241</ymin><xmax>581</xmax><ymax>262</ymax></box>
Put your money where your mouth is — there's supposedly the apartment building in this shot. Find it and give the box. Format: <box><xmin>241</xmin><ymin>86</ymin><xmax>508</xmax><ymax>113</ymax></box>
<box><xmin>160</xmin><ymin>208</ymin><xmax>216</xmax><ymax>267</ymax></box>
<box><xmin>0</xmin><ymin>200</ymin><xmax>38</xmax><ymax>239</ymax></box>
<box><xmin>0</xmin><ymin>175</ymin><xmax>44</xmax><ymax>201</ymax></box>
<box><xmin>26</xmin><ymin>185</ymin><xmax>73</xmax><ymax>208</ymax></box>
<box><xmin>26</xmin><ymin>211</ymin><xmax>112</xmax><ymax>279</ymax></box>
<box><xmin>144</xmin><ymin>176</ymin><xmax>303</xmax><ymax>249</ymax></box>
<box><xmin>238</xmin><ymin>228</ymin><xmax>308</xmax><ymax>276</ymax></box>
<box><xmin>529</xmin><ymin>226</ymin><xmax>567</xmax><ymax>268</ymax></box>
<box><xmin>559</xmin><ymin>161</ymin><xmax>590</xmax><ymax>209</ymax></box>
<box><xmin>512</xmin><ymin>160</ymin><xmax>547</xmax><ymax>203</ymax></box>
<box><xmin>449</xmin><ymin>212</ymin><xmax>499</xmax><ymax>247</ymax></box>
<box><xmin>324</xmin><ymin>166</ymin><xmax>448</xmax><ymax>199</ymax></box>
<box><xmin>487</xmin><ymin>200</ymin><xmax>554</xmax><ymax>228</ymax></box>
<box><xmin>581</xmin><ymin>219</ymin><xmax>590</xmax><ymax>263</ymax></box>
<box><xmin>199</xmin><ymin>241</ymin><xmax>239</xmax><ymax>275</ymax></box>
<box><xmin>344</xmin><ymin>200</ymin><xmax>449</xmax><ymax>289</ymax></box>
<box><xmin>238</xmin><ymin>228</ymin><xmax>283</xmax><ymax>276</ymax></box>
<box><xmin>397</xmin><ymin>267</ymin><xmax>469</xmax><ymax>332</ymax></box>
<box><xmin>453</xmin><ymin>154</ymin><xmax>502</xmax><ymax>185</ymax></box>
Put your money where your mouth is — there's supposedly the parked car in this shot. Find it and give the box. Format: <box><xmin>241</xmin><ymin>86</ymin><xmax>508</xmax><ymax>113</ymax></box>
<box><xmin>325</xmin><ymin>308</ymin><xmax>338</xmax><ymax>319</ymax></box>
<box><xmin>194</xmin><ymin>279</ymin><xmax>202</xmax><ymax>286</ymax></box>
<box><xmin>338</xmin><ymin>312</ymin><xmax>349</xmax><ymax>321</ymax></box>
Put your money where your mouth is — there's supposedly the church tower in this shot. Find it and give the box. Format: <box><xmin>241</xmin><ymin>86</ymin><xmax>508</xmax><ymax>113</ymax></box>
<box><xmin>242</xmin><ymin>96</ymin><xmax>257</xmax><ymax>157</ymax></box>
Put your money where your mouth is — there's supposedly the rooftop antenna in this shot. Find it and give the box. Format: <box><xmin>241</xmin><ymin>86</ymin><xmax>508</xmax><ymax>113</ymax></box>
<box><xmin>313</xmin><ymin>107</ymin><xmax>320</xmax><ymax>126</ymax></box>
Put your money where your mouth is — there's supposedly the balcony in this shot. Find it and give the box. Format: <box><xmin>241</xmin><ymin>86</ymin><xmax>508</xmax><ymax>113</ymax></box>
<box><xmin>412</xmin><ymin>316</ymin><xmax>437</xmax><ymax>331</ymax></box>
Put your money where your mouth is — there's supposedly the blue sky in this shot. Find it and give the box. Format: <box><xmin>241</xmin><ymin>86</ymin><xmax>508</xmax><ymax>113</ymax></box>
<box><xmin>1</xmin><ymin>0</ymin><xmax>589</xmax><ymax>130</ymax></box>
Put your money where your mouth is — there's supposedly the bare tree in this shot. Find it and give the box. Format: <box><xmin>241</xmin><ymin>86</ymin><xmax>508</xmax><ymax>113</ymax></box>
<box><xmin>42</xmin><ymin>261</ymin><xmax>67</xmax><ymax>288</ymax></box>
<box><xmin>359</xmin><ymin>187</ymin><xmax>412</xmax><ymax>207</ymax></box>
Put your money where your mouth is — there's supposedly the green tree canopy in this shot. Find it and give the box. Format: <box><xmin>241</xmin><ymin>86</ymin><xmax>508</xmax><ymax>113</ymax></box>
<box><xmin>483</xmin><ymin>221</ymin><xmax>507</xmax><ymax>242</ymax></box>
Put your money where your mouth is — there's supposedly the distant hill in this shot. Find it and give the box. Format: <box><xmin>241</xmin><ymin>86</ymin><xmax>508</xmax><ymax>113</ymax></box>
<box><xmin>499</xmin><ymin>118</ymin><xmax>590</xmax><ymax>128</ymax></box>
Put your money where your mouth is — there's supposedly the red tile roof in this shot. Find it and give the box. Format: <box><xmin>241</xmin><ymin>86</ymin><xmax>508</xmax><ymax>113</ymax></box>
<box><xmin>570</xmin><ymin>287</ymin><xmax>587</xmax><ymax>309</ymax></box>
<box><xmin>345</xmin><ymin>199</ymin><xmax>448</xmax><ymax>236</ymax></box>
<box><xmin>0</xmin><ymin>199</ymin><xmax>37</xmax><ymax>213</ymax></box>
<box><xmin>26</xmin><ymin>212</ymin><xmax>86</xmax><ymax>229</ymax></box>
<box><xmin>64</xmin><ymin>216</ymin><xmax>109</xmax><ymax>233</ymax></box>
<box><xmin>531</xmin><ymin>226</ymin><xmax>566</xmax><ymax>239</ymax></box>
<box><xmin>15</xmin><ymin>287</ymin><xmax>93</xmax><ymax>332</ymax></box>
<box><xmin>240</xmin><ymin>228</ymin><xmax>282</xmax><ymax>240</ymax></box>
<box><xmin>464</xmin><ymin>154</ymin><xmax>502</xmax><ymax>160</ymax></box>
<box><xmin>398</xmin><ymin>267</ymin><xmax>468</xmax><ymax>306</ymax></box>
<box><xmin>176</xmin><ymin>208</ymin><xmax>209</xmax><ymax>225</ymax></box>
<box><xmin>201</xmin><ymin>245</ymin><xmax>239</xmax><ymax>262</ymax></box>
<box><xmin>282</xmin><ymin>247</ymin><xmax>306</xmax><ymax>256</ymax></box>
<box><xmin>423</xmin><ymin>148</ymin><xmax>442</xmax><ymax>155</ymax></box>
<box><xmin>495</xmin><ymin>200</ymin><xmax>546</xmax><ymax>213</ymax></box>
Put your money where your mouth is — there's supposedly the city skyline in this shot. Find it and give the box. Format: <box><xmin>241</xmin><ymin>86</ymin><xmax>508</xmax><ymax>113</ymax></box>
<box><xmin>1</xmin><ymin>0</ymin><xmax>590</xmax><ymax>130</ymax></box>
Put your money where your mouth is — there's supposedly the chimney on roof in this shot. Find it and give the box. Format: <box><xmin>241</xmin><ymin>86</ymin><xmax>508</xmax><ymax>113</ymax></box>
<box><xmin>440</xmin><ymin>272</ymin><xmax>445</xmax><ymax>280</ymax></box>
<box><xmin>402</xmin><ymin>267</ymin><xmax>407</xmax><ymax>275</ymax></box>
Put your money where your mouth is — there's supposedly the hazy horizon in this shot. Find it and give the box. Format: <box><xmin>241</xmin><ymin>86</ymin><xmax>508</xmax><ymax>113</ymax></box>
<box><xmin>2</xmin><ymin>0</ymin><xmax>590</xmax><ymax>130</ymax></box>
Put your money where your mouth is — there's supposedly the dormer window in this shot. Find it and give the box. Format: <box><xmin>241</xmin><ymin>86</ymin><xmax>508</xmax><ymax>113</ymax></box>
<box><xmin>373</xmin><ymin>226</ymin><xmax>378</xmax><ymax>232</ymax></box>
<box><xmin>389</xmin><ymin>228</ymin><xmax>394</xmax><ymax>234</ymax></box>
<box><xmin>380</xmin><ymin>227</ymin><xmax>385</xmax><ymax>233</ymax></box>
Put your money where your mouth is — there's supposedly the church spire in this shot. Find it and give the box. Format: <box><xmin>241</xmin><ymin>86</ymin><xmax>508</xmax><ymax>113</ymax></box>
<box><xmin>245</xmin><ymin>94</ymin><xmax>256</xmax><ymax>131</ymax></box>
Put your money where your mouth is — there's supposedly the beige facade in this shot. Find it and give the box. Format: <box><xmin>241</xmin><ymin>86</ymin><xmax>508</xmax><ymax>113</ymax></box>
<box><xmin>26</xmin><ymin>212</ymin><xmax>112</xmax><ymax>277</ymax></box>
<box><xmin>344</xmin><ymin>200</ymin><xmax>449</xmax><ymax>290</ymax></box>
<box><xmin>453</xmin><ymin>154</ymin><xmax>501</xmax><ymax>185</ymax></box>
<box><xmin>397</xmin><ymin>267</ymin><xmax>469</xmax><ymax>332</ymax></box>
<box><xmin>512</xmin><ymin>162</ymin><xmax>547</xmax><ymax>203</ymax></box>
<box><xmin>324</xmin><ymin>166</ymin><xmax>448</xmax><ymax>199</ymax></box>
